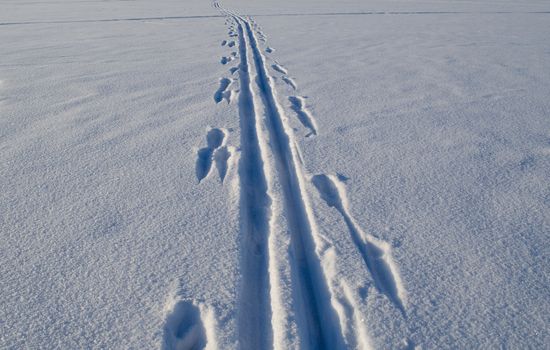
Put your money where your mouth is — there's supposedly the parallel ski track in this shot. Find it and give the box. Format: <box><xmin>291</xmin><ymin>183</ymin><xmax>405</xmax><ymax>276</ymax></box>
<box><xmin>234</xmin><ymin>14</ymin><xmax>346</xmax><ymax>350</ymax></box>
<box><xmin>233</xmin><ymin>13</ymin><xmax>274</xmax><ymax>350</ymax></box>
<box><xmin>215</xmin><ymin>1</ymin><xmax>347</xmax><ymax>347</ymax></box>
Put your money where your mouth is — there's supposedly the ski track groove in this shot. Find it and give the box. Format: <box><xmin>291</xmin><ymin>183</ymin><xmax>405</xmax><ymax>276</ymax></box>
<box><xmin>233</xmin><ymin>14</ymin><xmax>274</xmax><ymax>350</ymax></box>
<box><xmin>237</xmin><ymin>15</ymin><xmax>346</xmax><ymax>349</ymax></box>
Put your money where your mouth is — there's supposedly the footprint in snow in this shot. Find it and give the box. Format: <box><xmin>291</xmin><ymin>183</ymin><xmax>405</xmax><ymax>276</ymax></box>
<box><xmin>214</xmin><ymin>78</ymin><xmax>232</xmax><ymax>104</ymax></box>
<box><xmin>271</xmin><ymin>64</ymin><xmax>287</xmax><ymax>75</ymax></box>
<box><xmin>289</xmin><ymin>96</ymin><xmax>317</xmax><ymax>137</ymax></box>
<box><xmin>162</xmin><ymin>300</ymin><xmax>207</xmax><ymax>350</ymax></box>
<box><xmin>196</xmin><ymin>128</ymin><xmax>232</xmax><ymax>183</ymax></box>
<box><xmin>282</xmin><ymin>76</ymin><xmax>296</xmax><ymax>90</ymax></box>
<box><xmin>220</xmin><ymin>56</ymin><xmax>235</xmax><ymax>65</ymax></box>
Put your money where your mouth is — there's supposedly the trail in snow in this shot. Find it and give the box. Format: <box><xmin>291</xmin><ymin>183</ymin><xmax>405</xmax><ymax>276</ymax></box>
<box><xmin>232</xmin><ymin>15</ymin><xmax>274</xmax><ymax>349</ymax></box>
<box><xmin>212</xmin><ymin>8</ymin><xmax>275</xmax><ymax>346</ymax></box>
<box><xmin>239</xmin><ymin>16</ymin><xmax>346</xmax><ymax>349</ymax></box>
<box><xmin>206</xmin><ymin>1</ymin><xmax>407</xmax><ymax>348</ymax></box>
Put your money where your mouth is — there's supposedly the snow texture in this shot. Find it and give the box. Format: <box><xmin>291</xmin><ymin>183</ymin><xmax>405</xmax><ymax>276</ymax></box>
<box><xmin>1</xmin><ymin>0</ymin><xmax>549</xmax><ymax>349</ymax></box>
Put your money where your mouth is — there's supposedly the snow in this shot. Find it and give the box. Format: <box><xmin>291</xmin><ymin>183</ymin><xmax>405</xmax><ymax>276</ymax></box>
<box><xmin>1</xmin><ymin>0</ymin><xmax>549</xmax><ymax>349</ymax></box>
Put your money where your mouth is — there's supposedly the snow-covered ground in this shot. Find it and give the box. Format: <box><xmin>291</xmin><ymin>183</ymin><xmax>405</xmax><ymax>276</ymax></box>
<box><xmin>1</xmin><ymin>0</ymin><xmax>549</xmax><ymax>349</ymax></box>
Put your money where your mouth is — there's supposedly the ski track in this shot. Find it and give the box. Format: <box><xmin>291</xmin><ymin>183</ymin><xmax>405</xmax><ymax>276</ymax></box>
<box><xmin>312</xmin><ymin>174</ymin><xmax>407</xmax><ymax>315</ymax></box>
<box><xmin>238</xmin><ymin>15</ymin><xmax>346</xmax><ymax>349</ymax></box>
<box><xmin>233</xmin><ymin>14</ymin><xmax>274</xmax><ymax>349</ymax></box>
<box><xmin>216</xmin><ymin>2</ymin><xmax>348</xmax><ymax>348</ymax></box>
<box><xmin>208</xmin><ymin>1</ymin><xmax>408</xmax><ymax>347</ymax></box>
<box><xmin>216</xmin><ymin>1</ymin><xmax>347</xmax><ymax>347</ymax></box>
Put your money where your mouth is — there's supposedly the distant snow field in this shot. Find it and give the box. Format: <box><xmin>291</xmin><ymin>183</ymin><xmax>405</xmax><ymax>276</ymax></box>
<box><xmin>1</xmin><ymin>0</ymin><xmax>549</xmax><ymax>349</ymax></box>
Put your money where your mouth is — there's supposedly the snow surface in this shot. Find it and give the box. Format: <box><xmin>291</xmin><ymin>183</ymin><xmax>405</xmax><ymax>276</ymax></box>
<box><xmin>1</xmin><ymin>0</ymin><xmax>549</xmax><ymax>349</ymax></box>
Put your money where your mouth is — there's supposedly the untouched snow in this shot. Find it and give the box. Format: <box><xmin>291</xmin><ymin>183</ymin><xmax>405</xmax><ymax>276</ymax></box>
<box><xmin>1</xmin><ymin>0</ymin><xmax>549</xmax><ymax>349</ymax></box>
